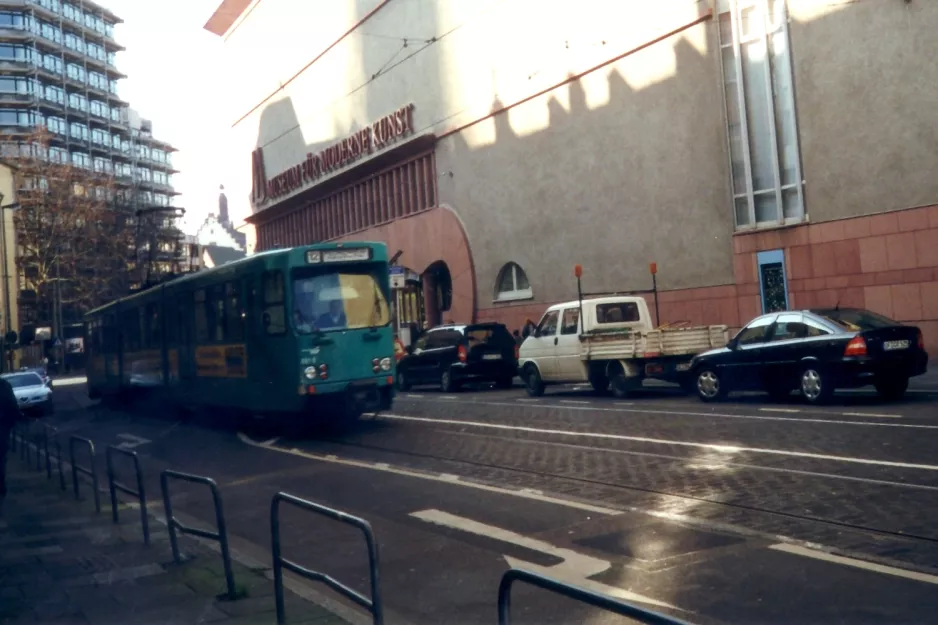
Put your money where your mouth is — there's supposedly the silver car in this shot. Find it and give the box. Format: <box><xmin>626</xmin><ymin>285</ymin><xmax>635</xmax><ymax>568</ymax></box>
<box><xmin>3</xmin><ymin>371</ymin><xmax>53</xmax><ymax>415</ymax></box>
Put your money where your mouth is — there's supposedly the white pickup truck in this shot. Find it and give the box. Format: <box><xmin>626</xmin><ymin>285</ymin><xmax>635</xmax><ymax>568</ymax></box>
<box><xmin>518</xmin><ymin>296</ymin><xmax>729</xmax><ymax>397</ymax></box>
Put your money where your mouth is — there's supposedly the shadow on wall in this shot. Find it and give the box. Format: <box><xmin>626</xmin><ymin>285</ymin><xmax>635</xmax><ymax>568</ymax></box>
<box><xmin>446</xmin><ymin>34</ymin><xmax>736</xmax><ymax>334</ymax></box>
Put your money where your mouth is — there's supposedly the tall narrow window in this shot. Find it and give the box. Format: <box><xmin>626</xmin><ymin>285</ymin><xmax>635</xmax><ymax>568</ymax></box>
<box><xmin>718</xmin><ymin>0</ymin><xmax>803</xmax><ymax>229</ymax></box>
<box><xmin>757</xmin><ymin>249</ymin><xmax>789</xmax><ymax>313</ymax></box>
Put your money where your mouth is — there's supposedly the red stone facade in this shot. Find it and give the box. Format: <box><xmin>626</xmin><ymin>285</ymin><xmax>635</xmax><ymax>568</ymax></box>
<box><xmin>479</xmin><ymin>204</ymin><xmax>938</xmax><ymax>352</ymax></box>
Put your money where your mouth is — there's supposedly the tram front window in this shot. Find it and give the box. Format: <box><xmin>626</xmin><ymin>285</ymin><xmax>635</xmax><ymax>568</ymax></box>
<box><xmin>292</xmin><ymin>270</ymin><xmax>390</xmax><ymax>334</ymax></box>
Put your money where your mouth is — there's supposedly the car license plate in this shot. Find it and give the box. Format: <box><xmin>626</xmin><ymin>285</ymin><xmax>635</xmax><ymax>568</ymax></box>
<box><xmin>483</xmin><ymin>354</ymin><xmax>502</xmax><ymax>360</ymax></box>
<box><xmin>884</xmin><ymin>340</ymin><xmax>910</xmax><ymax>351</ymax></box>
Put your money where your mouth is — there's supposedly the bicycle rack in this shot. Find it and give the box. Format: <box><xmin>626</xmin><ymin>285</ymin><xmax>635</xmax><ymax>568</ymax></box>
<box><xmin>106</xmin><ymin>446</ymin><xmax>150</xmax><ymax>545</ymax></box>
<box><xmin>160</xmin><ymin>470</ymin><xmax>236</xmax><ymax>599</ymax></box>
<box><xmin>497</xmin><ymin>569</ymin><xmax>693</xmax><ymax>625</ymax></box>
<box><xmin>69</xmin><ymin>436</ymin><xmax>101</xmax><ymax>513</ymax></box>
<box><xmin>270</xmin><ymin>493</ymin><xmax>383</xmax><ymax>625</ymax></box>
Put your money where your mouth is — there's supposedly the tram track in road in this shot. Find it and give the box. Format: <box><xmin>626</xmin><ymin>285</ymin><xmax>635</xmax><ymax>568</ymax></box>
<box><xmin>253</xmin><ymin>412</ymin><xmax>938</xmax><ymax>555</ymax></box>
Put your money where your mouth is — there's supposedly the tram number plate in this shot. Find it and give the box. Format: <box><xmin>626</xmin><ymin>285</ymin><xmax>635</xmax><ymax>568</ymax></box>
<box><xmin>883</xmin><ymin>340</ymin><xmax>909</xmax><ymax>351</ymax></box>
<box><xmin>483</xmin><ymin>354</ymin><xmax>502</xmax><ymax>360</ymax></box>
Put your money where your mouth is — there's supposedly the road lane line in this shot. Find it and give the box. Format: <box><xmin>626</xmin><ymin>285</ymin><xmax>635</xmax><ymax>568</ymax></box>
<box><xmin>516</xmin><ymin>398</ymin><xmax>540</xmax><ymax>403</ymax></box>
<box><xmin>770</xmin><ymin>544</ymin><xmax>938</xmax><ymax>586</ymax></box>
<box><xmin>842</xmin><ymin>412</ymin><xmax>901</xmax><ymax>419</ymax></box>
<box><xmin>408</xmin><ymin>398</ymin><xmax>937</xmax><ymax>430</ymax></box>
<box><xmin>377</xmin><ymin>413</ymin><xmax>938</xmax><ymax>471</ymax></box>
<box><xmin>235</xmin><ymin>432</ymin><xmax>623</xmax><ymax>516</ymax></box>
<box><xmin>439</xmin><ymin>395</ymin><xmax>458</xmax><ymax>400</ymax></box>
<box><xmin>559</xmin><ymin>400</ymin><xmax>591</xmax><ymax>405</ymax></box>
<box><xmin>614</xmin><ymin>402</ymin><xmax>634</xmax><ymax>407</ymax></box>
<box><xmin>759</xmin><ymin>408</ymin><xmax>801</xmax><ymax>413</ymax></box>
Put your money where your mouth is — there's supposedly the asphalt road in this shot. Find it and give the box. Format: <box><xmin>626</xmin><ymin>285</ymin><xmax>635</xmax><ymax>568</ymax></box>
<box><xmin>36</xmin><ymin>375</ymin><xmax>938</xmax><ymax>624</ymax></box>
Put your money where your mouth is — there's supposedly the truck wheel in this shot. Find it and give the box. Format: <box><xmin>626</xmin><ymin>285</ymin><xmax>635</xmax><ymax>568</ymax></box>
<box><xmin>523</xmin><ymin>365</ymin><xmax>545</xmax><ymax>397</ymax></box>
<box><xmin>609</xmin><ymin>367</ymin><xmax>633</xmax><ymax>399</ymax></box>
<box><xmin>589</xmin><ymin>373</ymin><xmax>609</xmax><ymax>395</ymax></box>
<box><xmin>695</xmin><ymin>368</ymin><xmax>727</xmax><ymax>402</ymax></box>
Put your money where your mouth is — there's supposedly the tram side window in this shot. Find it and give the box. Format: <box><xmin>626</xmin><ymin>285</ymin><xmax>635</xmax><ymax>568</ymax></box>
<box><xmin>103</xmin><ymin>315</ymin><xmax>117</xmax><ymax>354</ymax></box>
<box><xmin>147</xmin><ymin>302</ymin><xmax>161</xmax><ymax>348</ymax></box>
<box><xmin>262</xmin><ymin>270</ymin><xmax>286</xmax><ymax>335</ymax></box>
<box><xmin>226</xmin><ymin>281</ymin><xmax>244</xmax><ymax>342</ymax></box>
<box><xmin>194</xmin><ymin>289</ymin><xmax>208</xmax><ymax>343</ymax></box>
<box><xmin>207</xmin><ymin>284</ymin><xmax>226</xmax><ymax>342</ymax></box>
<box><xmin>123</xmin><ymin>309</ymin><xmax>140</xmax><ymax>352</ymax></box>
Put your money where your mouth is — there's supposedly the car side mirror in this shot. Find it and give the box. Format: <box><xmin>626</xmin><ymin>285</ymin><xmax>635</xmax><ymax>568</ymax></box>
<box><xmin>727</xmin><ymin>337</ymin><xmax>739</xmax><ymax>350</ymax></box>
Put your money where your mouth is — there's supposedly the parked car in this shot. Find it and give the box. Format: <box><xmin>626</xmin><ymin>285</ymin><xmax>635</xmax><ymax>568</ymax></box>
<box><xmin>689</xmin><ymin>308</ymin><xmax>928</xmax><ymax>404</ymax></box>
<box><xmin>396</xmin><ymin>323</ymin><xmax>519</xmax><ymax>392</ymax></box>
<box><xmin>21</xmin><ymin>366</ymin><xmax>52</xmax><ymax>389</ymax></box>
<box><xmin>518</xmin><ymin>296</ymin><xmax>729</xmax><ymax>397</ymax></box>
<box><xmin>3</xmin><ymin>371</ymin><xmax>54</xmax><ymax>415</ymax></box>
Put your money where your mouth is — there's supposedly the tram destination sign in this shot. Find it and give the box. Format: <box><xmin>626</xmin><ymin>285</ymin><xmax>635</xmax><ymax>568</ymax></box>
<box><xmin>252</xmin><ymin>103</ymin><xmax>416</xmax><ymax>205</ymax></box>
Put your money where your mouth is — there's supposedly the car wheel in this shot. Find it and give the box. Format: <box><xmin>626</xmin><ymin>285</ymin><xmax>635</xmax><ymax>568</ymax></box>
<box><xmin>440</xmin><ymin>369</ymin><xmax>459</xmax><ymax>393</ymax></box>
<box><xmin>695</xmin><ymin>368</ymin><xmax>726</xmax><ymax>402</ymax></box>
<box><xmin>610</xmin><ymin>369</ymin><xmax>633</xmax><ymax>399</ymax></box>
<box><xmin>396</xmin><ymin>370</ymin><xmax>411</xmax><ymax>392</ymax></box>
<box><xmin>523</xmin><ymin>364</ymin><xmax>545</xmax><ymax>397</ymax></box>
<box><xmin>875</xmin><ymin>376</ymin><xmax>909</xmax><ymax>401</ymax></box>
<box><xmin>800</xmin><ymin>366</ymin><xmax>833</xmax><ymax>405</ymax></box>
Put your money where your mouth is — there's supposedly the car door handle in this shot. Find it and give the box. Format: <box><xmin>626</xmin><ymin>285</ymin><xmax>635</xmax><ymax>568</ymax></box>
<box><xmin>554</xmin><ymin>337</ymin><xmax>558</xmax><ymax>346</ymax></box>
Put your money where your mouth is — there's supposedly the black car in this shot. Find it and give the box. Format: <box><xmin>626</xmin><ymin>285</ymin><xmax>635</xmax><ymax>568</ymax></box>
<box><xmin>689</xmin><ymin>308</ymin><xmax>928</xmax><ymax>404</ymax></box>
<box><xmin>396</xmin><ymin>323</ymin><xmax>519</xmax><ymax>392</ymax></box>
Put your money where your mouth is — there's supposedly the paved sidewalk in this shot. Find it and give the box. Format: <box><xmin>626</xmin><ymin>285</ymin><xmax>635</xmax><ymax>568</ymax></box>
<box><xmin>1</xmin><ymin>460</ymin><xmax>351</xmax><ymax>624</ymax></box>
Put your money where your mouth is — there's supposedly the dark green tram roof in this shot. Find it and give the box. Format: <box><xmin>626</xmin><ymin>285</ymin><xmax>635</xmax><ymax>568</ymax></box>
<box><xmin>85</xmin><ymin>241</ymin><xmax>389</xmax><ymax>319</ymax></box>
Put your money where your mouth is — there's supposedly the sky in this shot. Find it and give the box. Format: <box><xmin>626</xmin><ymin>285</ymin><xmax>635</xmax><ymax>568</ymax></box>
<box><xmin>97</xmin><ymin>0</ymin><xmax>231</xmax><ymax>235</ymax></box>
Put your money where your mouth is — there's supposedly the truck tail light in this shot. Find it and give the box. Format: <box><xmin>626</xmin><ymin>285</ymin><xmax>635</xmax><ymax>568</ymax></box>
<box><xmin>844</xmin><ymin>336</ymin><xmax>867</xmax><ymax>357</ymax></box>
<box><xmin>457</xmin><ymin>345</ymin><xmax>467</xmax><ymax>363</ymax></box>
<box><xmin>917</xmin><ymin>329</ymin><xmax>925</xmax><ymax>350</ymax></box>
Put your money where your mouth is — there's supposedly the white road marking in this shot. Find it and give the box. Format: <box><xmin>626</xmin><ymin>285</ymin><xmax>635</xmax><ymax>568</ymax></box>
<box><xmin>377</xmin><ymin>413</ymin><xmax>938</xmax><ymax>472</ymax></box>
<box><xmin>516</xmin><ymin>398</ymin><xmax>540</xmax><ymax>403</ymax></box>
<box><xmin>438</xmin><ymin>473</ymin><xmax>460</xmax><ymax>481</ymax></box>
<box><xmin>115</xmin><ymin>433</ymin><xmax>151</xmax><ymax>450</ymax></box>
<box><xmin>770</xmin><ymin>544</ymin><xmax>938</xmax><ymax>586</ymax></box>
<box><xmin>559</xmin><ymin>400</ymin><xmax>591</xmax><ymax>405</ymax></box>
<box><xmin>412</xmin><ymin>509</ymin><xmax>685</xmax><ymax>612</ymax></box>
<box><xmin>759</xmin><ymin>407</ymin><xmax>801</xmax><ymax>414</ymax></box>
<box><xmin>614</xmin><ymin>402</ymin><xmax>634</xmax><ymax>407</ymax></box>
<box><xmin>412</xmin><ymin>398</ymin><xmax>937</xmax><ymax>430</ymax></box>
<box><xmin>235</xmin><ymin>432</ymin><xmax>622</xmax><ymax>515</ymax></box>
<box><xmin>439</xmin><ymin>395</ymin><xmax>458</xmax><ymax>400</ymax></box>
<box><xmin>260</xmin><ymin>437</ymin><xmax>281</xmax><ymax>446</ymax></box>
<box><xmin>842</xmin><ymin>412</ymin><xmax>901</xmax><ymax>419</ymax></box>
<box><xmin>404</xmin><ymin>394</ymin><xmax>421</xmax><ymax>399</ymax></box>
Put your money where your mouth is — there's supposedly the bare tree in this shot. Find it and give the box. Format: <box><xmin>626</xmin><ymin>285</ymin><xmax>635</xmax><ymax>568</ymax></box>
<box><xmin>4</xmin><ymin>129</ymin><xmax>135</xmax><ymax>327</ymax></box>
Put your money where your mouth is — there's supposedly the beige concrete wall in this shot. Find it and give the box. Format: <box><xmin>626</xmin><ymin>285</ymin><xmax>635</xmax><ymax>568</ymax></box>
<box><xmin>788</xmin><ymin>0</ymin><xmax>938</xmax><ymax>221</ymax></box>
<box><xmin>221</xmin><ymin>0</ymin><xmax>736</xmax><ymax>302</ymax></box>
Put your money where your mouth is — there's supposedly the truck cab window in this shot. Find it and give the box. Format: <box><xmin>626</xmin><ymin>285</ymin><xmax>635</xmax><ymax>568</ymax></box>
<box><xmin>536</xmin><ymin>310</ymin><xmax>559</xmax><ymax>337</ymax></box>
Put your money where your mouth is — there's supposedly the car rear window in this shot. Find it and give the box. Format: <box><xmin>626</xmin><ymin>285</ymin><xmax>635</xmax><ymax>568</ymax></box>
<box><xmin>816</xmin><ymin>309</ymin><xmax>899</xmax><ymax>331</ymax></box>
<box><xmin>465</xmin><ymin>324</ymin><xmax>513</xmax><ymax>346</ymax></box>
<box><xmin>595</xmin><ymin>302</ymin><xmax>640</xmax><ymax>324</ymax></box>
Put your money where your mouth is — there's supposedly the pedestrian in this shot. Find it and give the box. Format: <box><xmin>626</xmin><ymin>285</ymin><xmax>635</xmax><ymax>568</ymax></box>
<box><xmin>0</xmin><ymin>374</ymin><xmax>24</xmax><ymax>498</ymax></box>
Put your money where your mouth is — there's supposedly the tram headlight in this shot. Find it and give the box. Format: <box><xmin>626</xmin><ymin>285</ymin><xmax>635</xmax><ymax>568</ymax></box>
<box><xmin>380</xmin><ymin>357</ymin><xmax>392</xmax><ymax>371</ymax></box>
<box><xmin>304</xmin><ymin>366</ymin><xmax>317</xmax><ymax>380</ymax></box>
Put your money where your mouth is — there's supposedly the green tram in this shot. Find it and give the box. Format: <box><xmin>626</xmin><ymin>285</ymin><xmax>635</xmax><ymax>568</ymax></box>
<box><xmin>84</xmin><ymin>241</ymin><xmax>396</xmax><ymax>423</ymax></box>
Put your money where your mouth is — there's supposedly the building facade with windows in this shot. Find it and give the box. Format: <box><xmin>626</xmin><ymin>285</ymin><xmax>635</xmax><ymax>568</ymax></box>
<box><xmin>206</xmin><ymin>0</ymin><xmax>938</xmax><ymax>347</ymax></box>
<box><xmin>0</xmin><ymin>0</ymin><xmax>182</xmax><ymax>315</ymax></box>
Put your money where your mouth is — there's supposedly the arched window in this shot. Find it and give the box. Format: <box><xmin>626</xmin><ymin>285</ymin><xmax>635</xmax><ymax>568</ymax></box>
<box><xmin>495</xmin><ymin>262</ymin><xmax>532</xmax><ymax>301</ymax></box>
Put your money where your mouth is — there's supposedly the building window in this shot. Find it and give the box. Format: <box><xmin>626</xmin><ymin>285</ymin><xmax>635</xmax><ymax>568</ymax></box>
<box><xmin>718</xmin><ymin>0</ymin><xmax>803</xmax><ymax>229</ymax></box>
<box><xmin>42</xmin><ymin>54</ymin><xmax>63</xmax><ymax>74</ymax></box>
<box><xmin>495</xmin><ymin>262</ymin><xmax>532</xmax><ymax>302</ymax></box>
<box><xmin>0</xmin><ymin>44</ymin><xmax>34</xmax><ymax>62</ymax></box>
<box><xmin>757</xmin><ymin>249</ymin><xmax>789</xmax><ymax>313</ymax></box>
<box><xmin>46</xmin><ymin>116</ymin><xmax>66</xmax><ymax>135</ymax></box>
